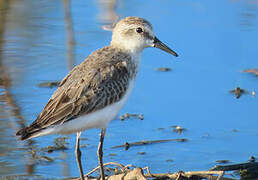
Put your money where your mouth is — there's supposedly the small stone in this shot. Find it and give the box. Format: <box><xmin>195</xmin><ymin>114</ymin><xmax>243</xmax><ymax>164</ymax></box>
<box><xmin>125</xmin><ymin>142</ymin><xmax>130</xmax><ymax>150</ymax></box>
<box><xmin>229</xmin><ymin>87</ymin><xmax>247</xmax><ymax>99</ymax></box>
<box><xmin>252</xmin><ymin>91</ymin><xmax>256</xmax><ymax>97</ymax></box>
<box><xmin>156</xmin><ymin>67</ymin><xmax>172</xmax><ymax>72</ymax></box>
<box><xmin>249</xmin><ymin>156</ymin><xmax>256</xmax><ymax>162</ymax></box>
<box><xmin>171</xmin><ymin>125</ymin><xmax>186</xmax><ymax>134</ymax></box>
<box><xmin>137</xmin><ymin>152</ymin><xmax>146</xmax><ymax>155</ymax></box>
<box><xmin>138</xmin><ymin>114</ymin><xmax>144</xmax><ymax>120</ymax></box>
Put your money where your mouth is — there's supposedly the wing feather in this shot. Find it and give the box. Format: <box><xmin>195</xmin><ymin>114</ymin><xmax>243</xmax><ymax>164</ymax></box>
<box><xmin>17</xmin><ymin>47</ymin><xmax>134</xmax><ymax>139</ymax></box>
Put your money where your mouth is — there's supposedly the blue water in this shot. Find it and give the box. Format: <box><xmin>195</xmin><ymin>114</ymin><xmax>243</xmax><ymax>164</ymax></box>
<box><xmin>1</xmin><ymin>0</ymin><xmax>258</xmax><ymax>178</ymax></box>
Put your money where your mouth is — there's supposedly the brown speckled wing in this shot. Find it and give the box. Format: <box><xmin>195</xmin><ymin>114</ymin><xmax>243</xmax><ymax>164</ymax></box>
<box><xmin>20</xmin><ymin>47</ymin><xmax>135</xmax><ymax>138</ymax></box>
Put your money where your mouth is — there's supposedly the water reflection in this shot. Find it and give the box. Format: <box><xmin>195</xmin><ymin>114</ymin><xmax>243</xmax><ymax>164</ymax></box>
<box><xmin>0</xmin><ymin>0</ymin><xmax>72</xmax><ymax>177</ymax></box>
<box><xmin>60</xmin><ymin>152</ymin><xmax>70</xmax><ymax>177</ymax></box>
<box><xmin>63</xmin><ymin>0</ymin><xmax>75</xmax><ymax>70</ymax></box>
<box><xmin>239</xmin><ymin>1</ymin><xmax>258</xmax><ymax>31</ymax></box>
<box><xmin>0</xmin><ymin>1</ymin><xmax>40</xmax><ymax>176</ymax></box>
<box><xmin>96</xmin><ymin>0</ymin><xmax>119</xmax><ymax>30</ymax></box>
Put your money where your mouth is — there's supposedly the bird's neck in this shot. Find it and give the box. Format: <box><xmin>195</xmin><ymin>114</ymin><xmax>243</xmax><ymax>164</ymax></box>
<box><xmin>110</xmin><ymin>38</ymin><xmax>144</xmax><ymax>54</ymax></box>
<box><xmin>128</xmin><ymin>53</ymin><xmax>141</xmax><ymax>80</ymax></box>
<box><xmin>110</xmin><ymin>43</ymin><xmax>142</xmax><ymax>65</ymax></box>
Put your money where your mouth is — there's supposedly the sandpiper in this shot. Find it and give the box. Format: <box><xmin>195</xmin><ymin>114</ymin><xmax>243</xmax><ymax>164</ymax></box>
<box><xmin>16</xmin><ymin>16</ymin><xmax>178</xmax><ymax>180</ymax></box>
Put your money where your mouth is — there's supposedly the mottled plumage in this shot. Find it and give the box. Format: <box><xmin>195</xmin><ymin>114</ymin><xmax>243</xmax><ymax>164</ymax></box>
<box><xmin>16</xmin><ymin>46</ymin><xmax>137</xmax><ymax>140</ymax></box>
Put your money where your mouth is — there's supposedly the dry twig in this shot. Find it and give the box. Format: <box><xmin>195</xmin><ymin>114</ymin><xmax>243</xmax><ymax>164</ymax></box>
<box><xmin>73</xmin><ymin>161</ymin><xmax>258</xmax><ymax>180</ymax></box>
<box><xmin>210</xmin><ymin>162</ymin><xmax>258</xmax><ymax>171</ymax></box>
<box><xmin>85</xmin><ymin>162</ymin><xmax>125</xmax><ymax>177</ymax></box>
<box><xmin>111</xmin><ymin>138</ymin><xmax>187</xmax><ymax>150</ymax></box>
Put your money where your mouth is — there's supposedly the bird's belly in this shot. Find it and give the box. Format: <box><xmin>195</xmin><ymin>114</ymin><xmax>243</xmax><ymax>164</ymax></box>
<box><xmin>47</xmin><ymin>80</ymin><xmax>135</xmax><ymax>135</ymax></box>
<box><xmin>57</xmin><ymin>102</ymin><xmax>123</xmax><ymax>134</ymax></box>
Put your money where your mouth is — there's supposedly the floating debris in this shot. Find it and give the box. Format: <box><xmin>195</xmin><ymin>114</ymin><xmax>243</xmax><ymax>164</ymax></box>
<box><xmin>166</xmin><ymin>159</ymin><xmax>173</xmax><ymax>162</ymax></box>
<box><xmin>39</xmin><ymin>155</ymin><xmax>54</xmax><ymax>162</ymax></box>
<box><xmin>37</xmin><ymin>81</ymin><xmax>60</xmax><ymax>88</ymax></box>
<box><xmin>120</xmin><ymin>113</ymin><xmax>144</xmax><ymax>121</ymax></box>
<box><xmin>252</xmin><ymin>91</ymin><xmax>256</xmax><ymax>97</ymax></box>
<box><xmin>28</xmin><ymin>149</ymin><xmax>54</xmax><ymax>163</ymax></box>
<box><xmin>125</xmin><ymin>142</ymin><xmax>130</xmax><ymax>150</ymax></box>
<box><xmin>156</xmin><ymin>67</ymin><xmax>172</xmax><ymax>72</ymax></box>
<box><xmin>171</xmin><ymin>125</ymin><xmax>186</xmax><ymax>134</ymax></box>
<box><xmin>243</xmin><ymin>69</ymin><xmax>258</xmax><ymax>76</ymax></box>
<box><xmin>216</xmin><ymin>160</ymin><xmax>231</xmax><ymax>164</ymax></box>
<box><xmin>229</xmin><ymin>87</ymin><xmax>248</xmax><ymax>99</ymax></box>
<box><xmin>42</xmin><ymin>137</ymin><xmax>68</xmax><ymax>153</ymax></box>
<box><xmin>111</xmin><ymin>138</ymin><xmax>188</xmax><ymax>150</ymax></box>
<box><xmin>137</xmin><ymin>152</ymin><xmax>146</xmax><ymax>155</ymax></box>
<box><xmin>232</xmin><ymin>129</ymin><xmax>239</xmax><ymax>132</ymax></box>
<box><xmin>108</xmin><ymin>153</ymin><xmax>117</xmax><ymax>157</ymax></box>
<box><xmin>249</xmin><ymin>156</ymin><xmax>256</xmax><ymax>163</ymax></box>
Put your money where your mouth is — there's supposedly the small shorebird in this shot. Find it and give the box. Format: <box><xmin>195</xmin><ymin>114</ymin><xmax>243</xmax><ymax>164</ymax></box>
<box><xmin>16</xmin><ymin>16</ymin><xmax>178</xmax><ymax>180</ymax></box>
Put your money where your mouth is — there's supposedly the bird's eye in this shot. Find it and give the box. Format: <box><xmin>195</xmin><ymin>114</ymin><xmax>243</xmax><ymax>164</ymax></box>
<box><xmin>136</xmin><ymin>27</ymin><xmax>143</xmax><ymax>33</ymax></box>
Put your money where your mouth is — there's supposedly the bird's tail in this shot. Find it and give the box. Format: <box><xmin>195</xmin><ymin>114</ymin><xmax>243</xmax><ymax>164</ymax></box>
<box><xmin>16</xmin><ymin>124</ymin><xmax>43</xmax><ymax>140</ymax></box>
<box><xmin>16</xmin><ymin>127</ymin><xmax>32</xmax><ymax>140</ymax></box>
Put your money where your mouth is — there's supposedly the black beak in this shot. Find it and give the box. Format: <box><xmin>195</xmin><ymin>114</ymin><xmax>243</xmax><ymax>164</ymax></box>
<box><xmin>153</xmin><ymin>37</ymin><xmax>178</xmax><ymax>57</ymax></box>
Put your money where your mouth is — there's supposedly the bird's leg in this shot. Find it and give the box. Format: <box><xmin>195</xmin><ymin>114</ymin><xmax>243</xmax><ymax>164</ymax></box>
<box><xmin>75</xmin><ymin>131</ymin><xmax>84</xmax><ymax>180</ymax></box>
<box><xmin>97</xmin><ymin>128</ymin><xmax>106</xmax><ymax>180</ymax></box>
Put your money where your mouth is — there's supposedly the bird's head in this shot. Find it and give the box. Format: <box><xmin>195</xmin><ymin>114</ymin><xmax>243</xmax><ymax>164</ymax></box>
<box><xmin>111</xmin><ymin>16</ymin><xmax>178</xmax><ymax>57</ymax></box>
